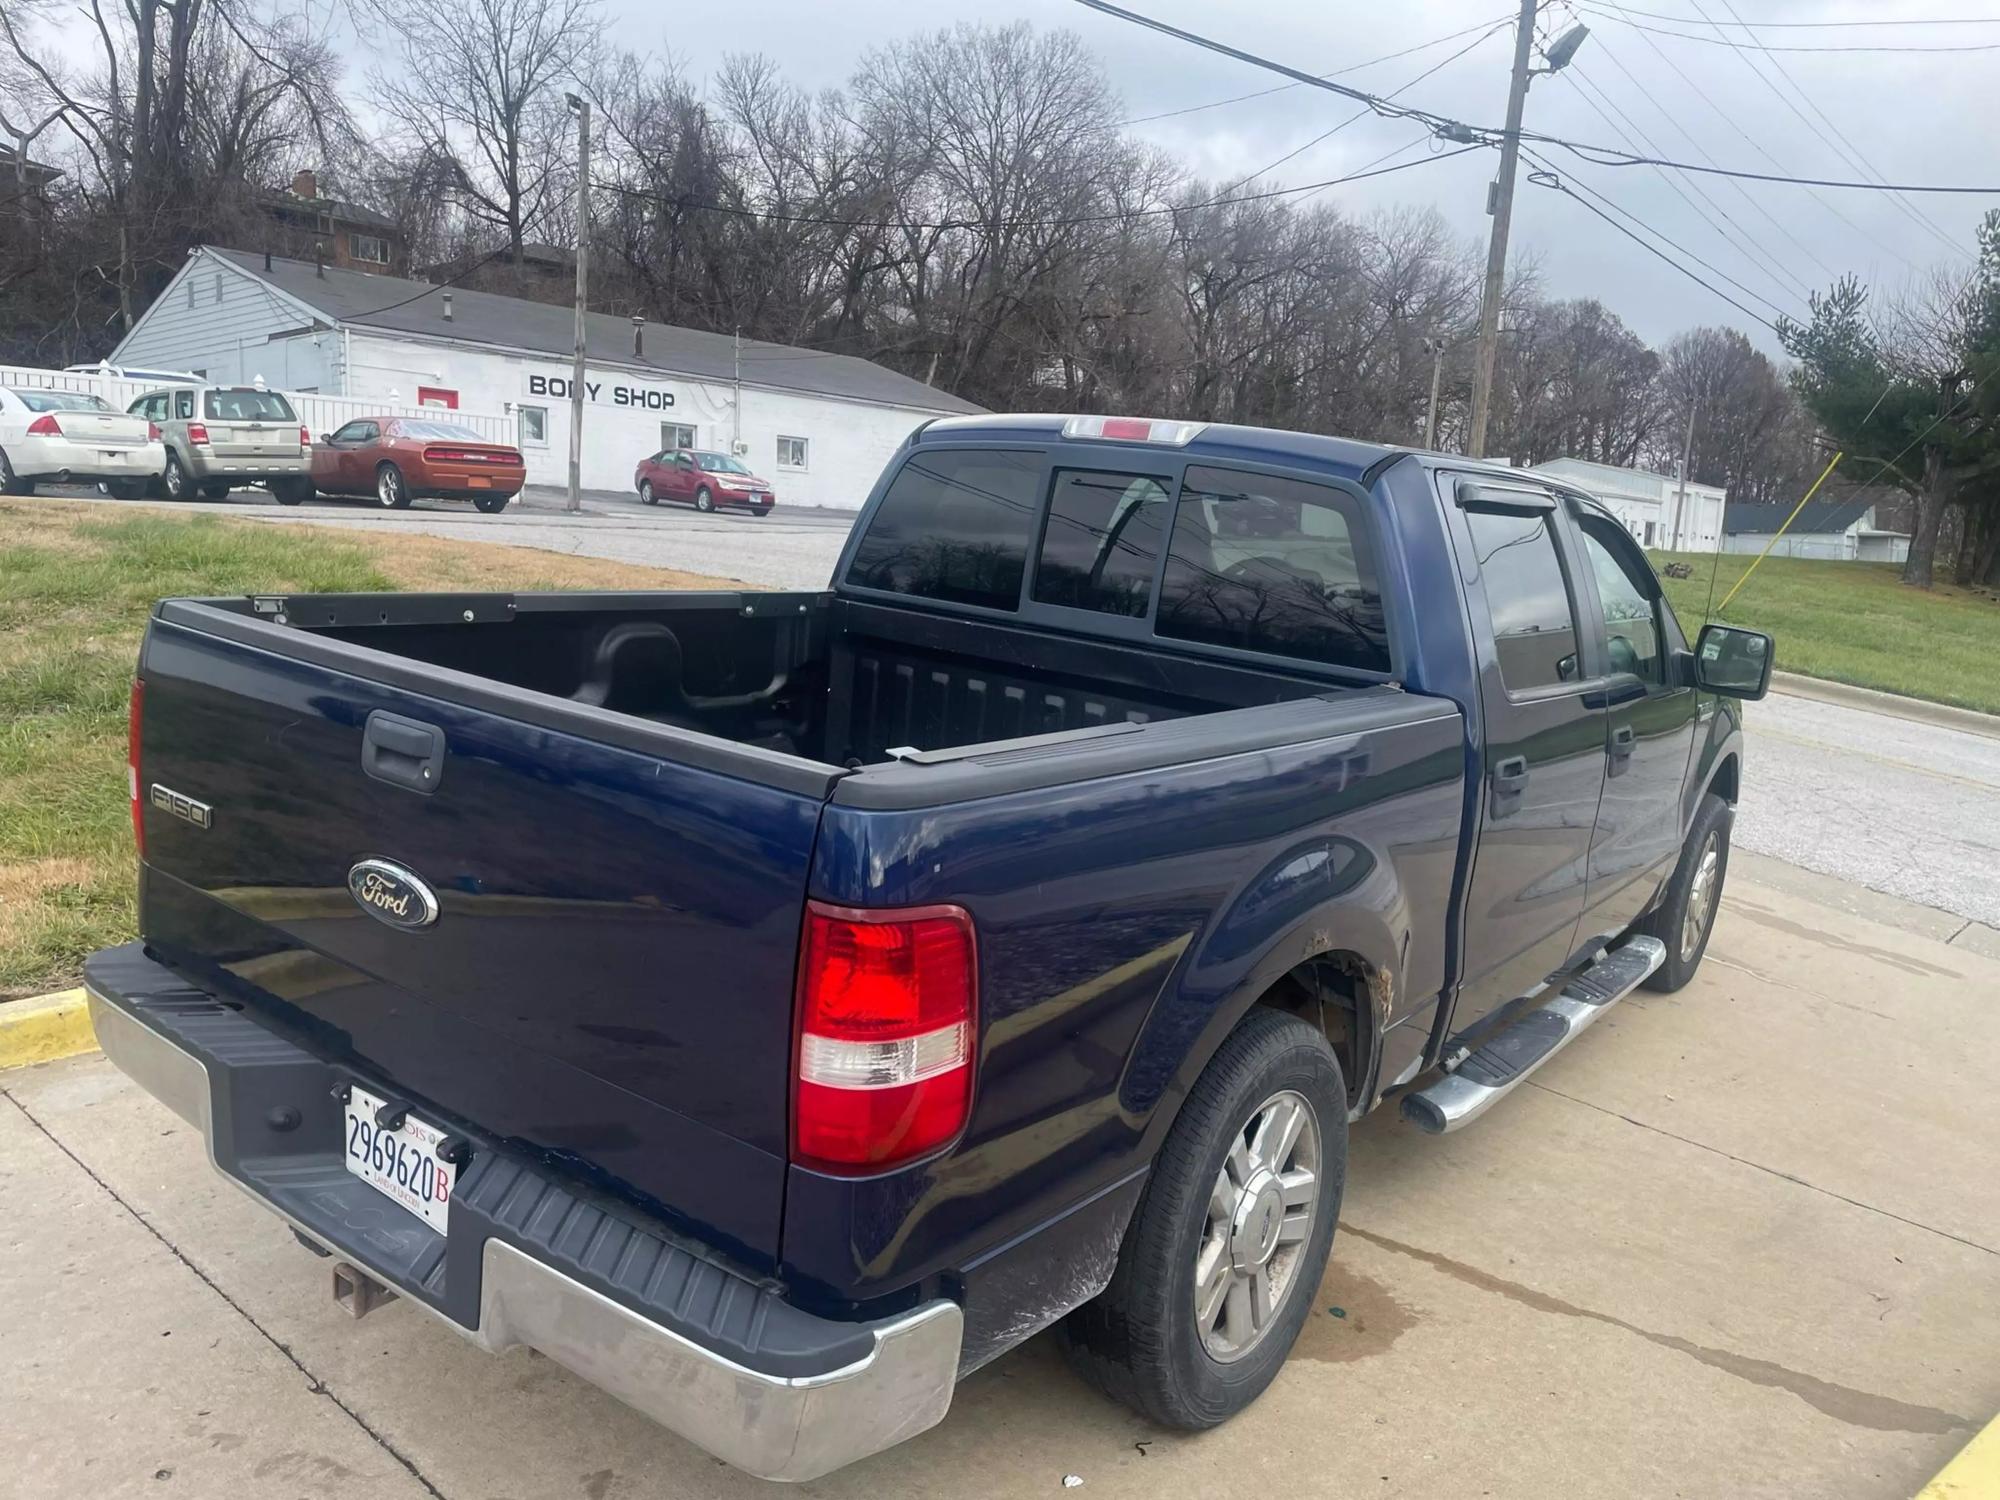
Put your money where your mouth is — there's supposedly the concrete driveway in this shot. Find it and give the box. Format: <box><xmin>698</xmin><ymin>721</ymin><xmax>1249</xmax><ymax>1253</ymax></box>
<box><xmin>5</xmin><ymin>862</ymin><xmax>1995</xmax><ymax>1499</ymax></box>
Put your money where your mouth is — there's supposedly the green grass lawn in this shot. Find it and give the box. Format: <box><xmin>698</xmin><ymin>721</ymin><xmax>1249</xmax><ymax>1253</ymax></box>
<box><xmin>0</xmin><ymin>500</ymin><xmax>731</xmax><ymax>999</ymax></box>
<box><xmin>1650</xmin><ymin>549</ymin><xmax>2000</xmax><ymax>717</ymax></box>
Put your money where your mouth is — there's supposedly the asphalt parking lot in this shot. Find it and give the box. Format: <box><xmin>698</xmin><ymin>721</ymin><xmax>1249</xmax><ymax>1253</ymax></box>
<box><xmin>5</xmin><ymin>862</ymin><xmax>1996</xmax><ymax>1500</ymax></box>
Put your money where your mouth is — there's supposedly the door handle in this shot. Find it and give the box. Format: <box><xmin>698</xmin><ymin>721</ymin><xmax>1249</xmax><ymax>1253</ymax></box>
<box><xmin>1489</xmin><ymin>755</ymin><xmax>1529</xmax><ymax>818</ymax></box>
<box><xmin>1608</xmin><ymin>723</ymin><xmax>1637</xmax><ymax>776</ymax></box>
<box><xmin>362</xmin><ymin>710</ymin><xmax>446</xmax><ymax>794</ymax></box>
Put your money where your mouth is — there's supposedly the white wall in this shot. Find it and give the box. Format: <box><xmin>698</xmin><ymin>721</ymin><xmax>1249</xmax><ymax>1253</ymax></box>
<box><xmin>340</xmin><ymin>333</ymin><xmax>940</xmax><ymax>506</ymax></box>
<box><xmin>1720</xmin><ymin>531</ymin><xmax>1855</xmax><ymax>560</ymax></box>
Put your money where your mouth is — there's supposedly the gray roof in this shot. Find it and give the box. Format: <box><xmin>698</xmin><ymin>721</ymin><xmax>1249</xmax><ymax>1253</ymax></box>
<box><xmin>1723</xmin><ymin>497</ymin><xmax>1874</xmax><ymax>536</ymax></box>
<box><xmin>209</xmin><ymin>247</ymin><xmax>981</xmax><ymax>415</ymax></box>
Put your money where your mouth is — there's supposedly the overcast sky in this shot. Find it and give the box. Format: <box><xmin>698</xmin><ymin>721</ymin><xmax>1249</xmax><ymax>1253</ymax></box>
<box><xmin>601</xmin><ymin>0</ymin><xmax>1999</xmax><ymax>356</ymax></box>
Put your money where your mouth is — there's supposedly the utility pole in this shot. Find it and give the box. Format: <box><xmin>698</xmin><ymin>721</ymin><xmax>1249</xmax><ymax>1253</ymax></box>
<box><xmin>1469</xmin><ymin>0</ymin><xmax>1541</xmax><ymax>460</ymax></box>
<box><xmin>732</xmin><ymin>328</ymin><xmax>742</xmax><ymax>454</ymax></box>
<box><xmin>564</xmin><ymin>93</ymin><xmax>591</xmax><ymax>516</ymax></box>
<box><xmin>1670</xmin><ymin>400</ymin><xmax>1698</xmax><ymax>550</ymax></box>
<box><xmin>1423</xmin><ymin>337</ymin><xmax>1447</xmax><ymax>450</ymax></box>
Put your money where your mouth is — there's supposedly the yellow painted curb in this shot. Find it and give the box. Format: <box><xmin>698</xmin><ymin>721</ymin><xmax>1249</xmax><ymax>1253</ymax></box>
<box><xmin>1920</xmin><ymin>1411</ymin><xmax>2000</xmax><ymax>1499</ymax></box>
<box><xmin>0</xmin><ymin>988</ymin><xmax>99</xmax><ymax>1069</ymax></box>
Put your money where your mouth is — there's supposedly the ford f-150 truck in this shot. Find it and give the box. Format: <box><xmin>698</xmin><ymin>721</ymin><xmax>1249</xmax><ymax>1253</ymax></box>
<box><xmin>87</xmin><ymin>413</ymin><xmax>1773</xmax><ymax>1481</ymax></box>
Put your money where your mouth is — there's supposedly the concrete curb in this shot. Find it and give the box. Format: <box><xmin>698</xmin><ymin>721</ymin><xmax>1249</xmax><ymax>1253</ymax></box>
<box><xmin>0</xmin><ymin>988</ymin><xmax>97</xmax><ymax>1069</ymax></box>
<box><xmin>1770</xmin><ymin>671</ymin><xmax>2000</xmax><ymax>742</ymax></box>
<box><xmin>1918</xmin><ymin>1410</ymin><xmax>2000</xmax><ymax>1498</ymax></box>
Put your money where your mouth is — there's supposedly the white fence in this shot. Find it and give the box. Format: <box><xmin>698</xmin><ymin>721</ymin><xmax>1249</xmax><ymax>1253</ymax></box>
<box><xmin>0</xmin><ymin>364</ymin><xmax>516</xmax><ymax>446</ymax></box>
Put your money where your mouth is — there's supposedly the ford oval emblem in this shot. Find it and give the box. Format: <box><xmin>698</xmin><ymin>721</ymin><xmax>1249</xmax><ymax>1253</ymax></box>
<box><xmin>347</xmin><ymin>858</ymin><xmax>440</xmax><ymax>930</ymax></box>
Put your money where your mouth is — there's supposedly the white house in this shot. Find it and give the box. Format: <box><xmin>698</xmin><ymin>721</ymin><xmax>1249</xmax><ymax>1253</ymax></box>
<box><xmin>1720</xmin><ymin>498</ymin><xmax>1910</xmax><ymax>562</ymax></box>
<box><xmin>108</xmin><ymin>247</ymin><xmax>981</xmax><ymax>507</ymax></box>
<box><xmin>1530</xmin><ymin>457</ymin><xmax>1726</xmax><ymax>552</ymax></box>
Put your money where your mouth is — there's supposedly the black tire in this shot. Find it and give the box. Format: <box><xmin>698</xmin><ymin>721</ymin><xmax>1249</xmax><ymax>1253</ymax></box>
<box><xmin>753</xmin><ymin>504</ymin><xmax>774</xmax><ymax>516</ymax></box>
<box><xmin>1</xmin><ymin>448</ymin><xmax>32</xmax><ymax>495</ymax></box>
<box><xmin>1636</xmin><ymin>791</ymin><xmax>1732</xmax><ymax>992</ymax></box>
<box><xmin>376</xmin><ymin>463</ymin><xmax>413</xmax><ymax>510</ymax></box>
<box><xmin>200</xmin><ymin>480</ymin><xmax>231</xmax><ymax>500</ymax></box>
<box><xmin>694</xmin><ymin>485</ymin><xmax>715</xmax><ymax>513</ymax></box>
<box><xmin>639</xmin><ymin>480</ymin><xmax>657</xmax><ymax>505</ymax></box>
<box><xmin>270</xmin><ymin>479</ymin><xmax>308</xmax><ymax>506</ymax></box>
<box><xmin>161</xmin><ymin>451</ymin><xmax>191</xmax><ymax>500</ymax></box>
<box><xmin>1059</xmin><ymin>1008</ymin><xmax>1346</xmax><ymax>1430</ymax></box>
<box><xmin>108</xmin><ymin>480</ymin><xmax>147</xmax><ymax>500</ymax></box>
<box><xmin>472</xmin><ymin>493</ymin><xmax>510</xmax><ymax>514</ymax></box>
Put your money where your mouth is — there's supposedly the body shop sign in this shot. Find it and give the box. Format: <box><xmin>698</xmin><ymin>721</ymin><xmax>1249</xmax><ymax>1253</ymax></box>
<box><xmin>526</xmin><ymin>371</ymin><xmax>677</xmax><ymax>410</ymax></box>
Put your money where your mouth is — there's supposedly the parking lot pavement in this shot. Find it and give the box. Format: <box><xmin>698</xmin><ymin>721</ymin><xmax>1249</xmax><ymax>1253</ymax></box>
<box><xmin>6</xmin><ymin>866</ymin><xmax>1996</xmax><ymax>1500</ymax></box>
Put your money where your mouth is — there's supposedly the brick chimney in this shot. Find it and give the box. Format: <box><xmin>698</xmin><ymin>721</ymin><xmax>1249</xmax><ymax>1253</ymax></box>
<box><xmin>291</xmin><ymin>168</ymin><xmax>318</xmax><ymax>201</ymax></box>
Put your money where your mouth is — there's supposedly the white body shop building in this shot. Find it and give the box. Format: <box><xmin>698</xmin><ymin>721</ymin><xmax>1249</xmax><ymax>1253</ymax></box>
<box><xmin>1531</xmin><ymin>457</ymin><xmax>1726</xmax><ymax>552</ymax></box>
<box><xmin>110</xmin><ymin>247</ymin><xmax>981</xmax><ymax>507</ymax></box>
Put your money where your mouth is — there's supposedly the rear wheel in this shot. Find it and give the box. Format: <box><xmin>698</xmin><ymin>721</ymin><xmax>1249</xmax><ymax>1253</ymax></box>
<box><xmin>107</xmin><ymin>480</ymin><xmax>146</xmax><ymax>500</ymax></box>
<box><xmin>639</xmin><ymin>480</ymin><xmax>656</xmax><ymax>505</ymax></box>
<box><xmin>1636</xmin><ymin>791</ymin><xmax>1732</xmax><ymax>992</ymax></box>
<box><xmin>200</xmin><ymin>481</ymin><xmax>231</xmax><ymax>500</ymax></box>
<box><xmin>269</xmin><ymin>478</ymin><xmax>309</xmax><ymax>506</ymax></box>
<box><xmin>1</xmin><ymin>448</ymin><xmax>32</xmax><ymax>495</ymax></box>
<box><xmin>694</xmin><ymin>485</ymin><xmax>715</xmax><ymax>513</ymax></box>
<box><xmin>376</xmin><ymin>463</ymin><xmax>413</xmax><ymax>510</ymax></box>
<box><xmin>160</xmin><ymin>451</ymin><xmax>191</xmax><ymax>500</ymax></box>
<box><xmin>472</xmin><ymin>493</ymin><xmax>510</xmax><ymax>514</ymax></box>
<box><xmin>1060</xmin><ymin>1008</ymin><xmax>1345</xmax><ymax>1429</ymax></box>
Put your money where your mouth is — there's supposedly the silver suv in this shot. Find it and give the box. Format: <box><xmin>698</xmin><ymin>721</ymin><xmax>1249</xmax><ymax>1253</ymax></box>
<box><xmin>129</xmin><ymin>385</ymin><xmax>310</xmax><ymax>502</ymax></box>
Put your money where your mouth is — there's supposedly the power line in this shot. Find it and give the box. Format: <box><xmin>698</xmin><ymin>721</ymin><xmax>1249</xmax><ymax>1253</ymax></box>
<box><xmin>1568</xmin><ymin>13</ymin><xmax>1907</xmax><ymax>274</ymax></box>
<box><xmin>601</xmin><ymin>143</ymin><xmax>1487</xmax><ymax>239</ymax></box>
<box><xmin>1122</xmin><ymin>14</ymin><xmax>1511</xmax><ymax>126</ymax></box>
<box><xmin>1214</xmin><ymin>21</ymin><xmax>1507</xmax><ymax>199</ymax></box>
<box><xmin>1521</xmin><ymin>157</ymin><xmax>1780</xmax><ymax>330</ymax></box>
<box><xmin>1584</xmin><ymin>1</ymin><xmax>2000</xmax><ymax>27</ymax></box>
<box><xmin>1071</xmin><ymin>0</ymin><xmax>2000</xmax><ymax>196</ymax></box>
<box><xmin>1693</xmin><ymin>0</ymin><xmax>1964</xmax><ymax>255</ymax></box>
<box><xmin>1562</xmin><ymin>50</ymin><xmax>1825</xmax><ymax>294</ymax></box>
<box><xmin>1578</xmin><ymin>6</ymin><xmax>2000</xmax><ymax>51</ymax></box>
<box><xmin>1527</xmin><ymin>147</ymin><xmax>1800</xmax><ymax>319</ymax></box>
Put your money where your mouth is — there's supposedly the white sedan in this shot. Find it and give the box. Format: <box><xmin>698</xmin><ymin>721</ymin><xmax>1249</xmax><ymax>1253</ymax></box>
<box><xmin>0</xmin><ymin>386</ymin><xmax>165</xmax><ymax>497</ymax></box>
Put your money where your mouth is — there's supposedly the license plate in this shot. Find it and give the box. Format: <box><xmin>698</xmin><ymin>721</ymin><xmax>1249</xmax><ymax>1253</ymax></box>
<box><xmin>342</xmin><ymin>1084</ymin><xmax>457</xmax><ymax>1233</ymax></box>
<box><xmin>469</xmin><ymin>475</ymin><xmax>491</xmax><ymax>488</ymax></box>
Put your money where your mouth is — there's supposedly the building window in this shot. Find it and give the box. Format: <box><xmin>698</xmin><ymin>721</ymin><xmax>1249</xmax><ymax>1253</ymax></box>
<box><xmin>214</xmin><ymin>272</ymin><xmax>224</xmax><ymax>304</ymax></box>
<box><xmin>518</xmin><ymin>405</ymin><xmax>548</xmax><ymax>446</ymax></box>
<box><xmin>350</xmin><ymin>233</ymin><xmax>389</xmax><ymax>265</ymax></box>
<box><xmin>186</xmin><ymin>280</ymin><xmax>195</xmax><ymax>309</ymax></box>
<box><xmin>777</xmin><ymin>435</ymin><xmax>809</xmax><ymax>470</ymax></box>
<box><xmin>662</xmin><ymin>421</ymin><xmax>695</xmax><ymax>451</ymax></box>
<box><xmin>1643</xmin><ymin>520</ymin><xmax>1656</xmax><ymax>546</ymax></box>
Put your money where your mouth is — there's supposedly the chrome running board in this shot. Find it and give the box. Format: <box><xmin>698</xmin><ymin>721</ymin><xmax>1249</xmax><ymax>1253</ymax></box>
<box><xmin>1401</xmin><ymin>935</ymin><xmax>1667</xmax><ymax>1134</ymax></box>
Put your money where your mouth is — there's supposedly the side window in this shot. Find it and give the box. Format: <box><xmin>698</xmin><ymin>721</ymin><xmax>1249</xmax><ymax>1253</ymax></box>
<box><xmin>1155</xmin><ymin>465</ymin><xmax>1390</xmax><ymax>672</ymax></box>
<box><xmin>1463</xmin><ymin>508</ymin><xmax>1581</xmax><ymax>693</ymax></box>
<box><xmin>357</xmin><ymin>421</ymin><xmax>379</xmax><ymax>442</ymax></box>
<box><xmin>174</xmin><ymin>390</ymin><xmax>194</xmax><ymax>420</ymax></box>
<box><xmin>1032</xmin><ymin>469</ymin><xmax>1170</xmax><ymax>618</ymax></box>
<box><xmin>845</xmin><ymin>449</ymin><xmax>1041</xmax><ymax>612</ymax></box>
<box><xmin>329</xmin><ymin>421</ymin><xmax>362</xmax><ymax>444</ymax></box>
<box><xmin>1576</xmin><ymin>515</ymin><xmax>1664</xmax><ymax>684</ymax></box>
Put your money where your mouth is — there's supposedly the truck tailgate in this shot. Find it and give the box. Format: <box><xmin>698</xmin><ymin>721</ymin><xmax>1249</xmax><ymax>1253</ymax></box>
<box><xmin>134</xmin><ymin>607</ymin><xmax>834</xmax><ymax>1265</ymax></box>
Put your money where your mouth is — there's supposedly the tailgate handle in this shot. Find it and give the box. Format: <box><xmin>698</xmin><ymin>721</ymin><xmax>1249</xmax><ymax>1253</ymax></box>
<box><xmin>362</xmin><ymin>711</ymin><xmax>445</xmax><ymax>794</ymax></box>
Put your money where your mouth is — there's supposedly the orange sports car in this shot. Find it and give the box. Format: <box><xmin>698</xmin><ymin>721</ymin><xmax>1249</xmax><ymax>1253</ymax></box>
<box><xmin>309</xmin><ymin>416</ymin><xmax>527</xmax><ymax>511</ymax></box>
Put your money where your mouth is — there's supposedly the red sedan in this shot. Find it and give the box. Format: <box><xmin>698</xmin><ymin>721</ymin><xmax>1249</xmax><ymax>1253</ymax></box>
<box><xmin>309</xmin><ymin>417</ymin><xmax>526</xmax><ymax>512</ymax></box>
<box><xmin>634</xmin><ymin>447</ymin><xmax>776</xmax><ymax>515</ymax></box>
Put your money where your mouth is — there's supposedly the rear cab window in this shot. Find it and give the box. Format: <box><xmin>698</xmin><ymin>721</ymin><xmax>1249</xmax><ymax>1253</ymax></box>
<box><xmin>846</xmin><ymin>444</ymin><xmax>1392</xmax><ymax>675</ymax></box>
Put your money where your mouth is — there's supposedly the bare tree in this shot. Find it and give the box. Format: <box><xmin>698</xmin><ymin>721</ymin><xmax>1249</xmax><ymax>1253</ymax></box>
<box><xmin>361</xmin><ymin>0</ymin><xmax>603</xmax><ymax>264</ymax></box>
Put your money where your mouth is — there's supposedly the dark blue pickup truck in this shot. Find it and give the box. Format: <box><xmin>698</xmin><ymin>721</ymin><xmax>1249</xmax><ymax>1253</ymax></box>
<box><xmin>87</xmin><ymin>413</ymin><xmax>1772</xmax><ymax>1480</ymax></box>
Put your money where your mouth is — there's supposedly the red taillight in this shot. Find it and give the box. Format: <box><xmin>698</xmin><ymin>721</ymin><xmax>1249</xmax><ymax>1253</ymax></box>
<box><xmin>187</xmin><ymin>422</ymin><xmax>210</xmax><ymax>445</ymax></box>
<box><xmin>425</xmin><ymin>446</ymin><xmax>508</xmax><ymax>464</ymax></box>
<box><xmin>300</xmin><ymin>425</ymin><xmax>312</xmax><ymax>447</ymax></box>
<box><xmin>793</xmin><ymin>901</ymin><xmax>976</xmax><ymax>1172</ymax></box>
<box><xmin>128</xmin><ymin>678</ymin><xmax>145</xmax><ymax>857</ymax></box>
<box><xmin>26</xmin><ymin>413</ymin><xmax>60</xmax><ymax>436</ymax></box>
<box><xmin>147</xmin><ymin>421</ymin><xmax>161</xmax><ymax>442</ymax></box>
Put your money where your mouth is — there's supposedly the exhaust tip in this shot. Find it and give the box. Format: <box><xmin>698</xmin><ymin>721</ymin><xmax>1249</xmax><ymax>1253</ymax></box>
<box><xmin>1399</xmin><ymin>1093</ymin><xmax>1448</xmax><ymax>1135</ymax></box>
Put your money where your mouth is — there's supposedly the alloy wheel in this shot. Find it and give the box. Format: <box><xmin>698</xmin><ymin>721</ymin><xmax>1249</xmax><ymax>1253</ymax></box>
<box><xmin>1193</xmin><ymin>1089</ymin><xmax>1321</xmax><ymax>1363</ymax></box>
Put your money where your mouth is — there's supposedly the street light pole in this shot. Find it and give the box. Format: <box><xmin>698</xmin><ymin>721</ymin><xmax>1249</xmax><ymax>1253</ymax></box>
<box><xmin>1467</xmin><ymin>0</ymin><xmax>1539</xmax><ymax>461</ymax></box>
<box><xmin>564</xmin><ymin>93</ymin><xmax>591</xmax><ymax>516</ymax></box>
<box><xmin>1671</xmin><ymin>399</ymin><xmax>1699</xmax><ymax>549</ymax></box>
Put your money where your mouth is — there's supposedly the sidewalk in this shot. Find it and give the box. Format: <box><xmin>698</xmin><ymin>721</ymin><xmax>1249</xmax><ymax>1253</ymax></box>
<box><xmin>4</xmin><ymin>860</ymin><xmax>1996</xmax><ymax>1499</ymax></box>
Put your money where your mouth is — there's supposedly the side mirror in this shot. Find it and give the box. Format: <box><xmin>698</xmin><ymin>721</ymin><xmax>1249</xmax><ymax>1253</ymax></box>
<box><xmin>1694</xmin><ymin>623</ymin><xmax>1773</xmax><ymax>700</ymax></box>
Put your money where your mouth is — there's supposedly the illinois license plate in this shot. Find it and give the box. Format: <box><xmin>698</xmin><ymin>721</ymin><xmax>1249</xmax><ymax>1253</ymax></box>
<box><xmin>342</xmin><ymin>1084</ymin><xmax>457</xmax><ymax>1234</ymax></box>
